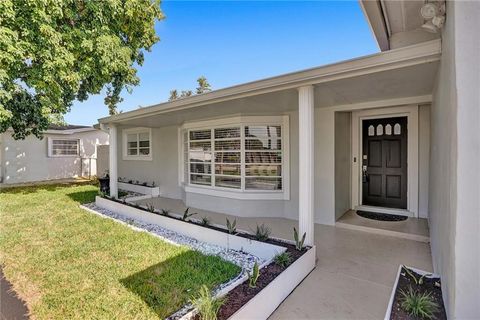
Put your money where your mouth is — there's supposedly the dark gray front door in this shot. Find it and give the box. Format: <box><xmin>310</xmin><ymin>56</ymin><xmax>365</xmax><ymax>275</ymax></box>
<box><xmin>362</xmin><ymin>117</ymin><xmax>407</xmax><ymax>209</ymax></box>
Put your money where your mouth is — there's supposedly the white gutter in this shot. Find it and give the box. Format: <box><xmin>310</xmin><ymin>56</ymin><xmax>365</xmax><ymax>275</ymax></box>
<box><xmin>99</xmin><ymin>39</ymin><xmax>441</xmax><ymax>124</ymax></box>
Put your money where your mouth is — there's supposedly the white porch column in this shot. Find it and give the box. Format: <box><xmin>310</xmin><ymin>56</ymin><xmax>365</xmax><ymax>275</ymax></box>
<box><xmin>109</xmin><ymin>123</ymin><xmax>118</xmax><ymax>198</ymax></box>
<box><xmin>298</xmin><ymin>85</ymin><xmax>315</xmax><ymax>246</ymax></box>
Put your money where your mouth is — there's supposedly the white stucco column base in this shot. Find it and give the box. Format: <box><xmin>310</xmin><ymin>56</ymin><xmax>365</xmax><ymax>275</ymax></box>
<box><xmin>298</xmin><ymin>85</ymin><xmax>315</xmax><ymax>246</ymax></box>
<box><xmin>109</xmin><ymin>123</ymin><xmax>118</xmax><ymax>198</ymax></box>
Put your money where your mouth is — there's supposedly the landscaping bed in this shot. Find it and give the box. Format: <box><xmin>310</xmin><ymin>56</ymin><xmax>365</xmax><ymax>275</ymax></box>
<box><xmin>95</xmin><ymin>195</ymin><xmax>316</xmax><ymax>320</ymax></box>
<box><xmin>387</xmin><ymin>266</ymin><xmax>446</xmax><ymax>320</ymax></box>
<box><xmin>215</xmin><ymin>244</ymin><xmax>307</xmax><ymax>320</ymax></box>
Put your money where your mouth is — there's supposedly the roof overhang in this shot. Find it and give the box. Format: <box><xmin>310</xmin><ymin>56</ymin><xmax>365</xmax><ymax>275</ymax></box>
<box><xmin>99</xmin><ymin>39</ymin><xmax>441</xmax><ymax>126</ymax></box>
<box><xmin>360</xmin><ymin>0</ymin><xmax>441</xmax><ymax>51</ymax></box>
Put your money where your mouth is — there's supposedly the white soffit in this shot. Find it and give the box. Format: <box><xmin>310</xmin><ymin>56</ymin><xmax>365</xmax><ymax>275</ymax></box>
<box><xmin>99</xmin><ymin>39</ymin><xmax>441</xmax><ymax>126</ymax></box>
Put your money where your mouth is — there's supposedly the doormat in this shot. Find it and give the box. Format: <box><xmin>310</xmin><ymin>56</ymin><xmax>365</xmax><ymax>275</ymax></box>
<box><xmin>356</xmin><ymin>210</ymin><xmax>408</xmax><ymax>222</ymax></box>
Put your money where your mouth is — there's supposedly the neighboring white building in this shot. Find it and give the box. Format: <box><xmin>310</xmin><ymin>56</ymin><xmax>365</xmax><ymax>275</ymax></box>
<box><xmin>98</xmin><ymin>1</ymin><xmax>479</xmax><ymax>318</ymax></box>
<box><xmin>0</xmin><ymin>125</ymin><xmax>109</xmax><ymax>185</ymax></box>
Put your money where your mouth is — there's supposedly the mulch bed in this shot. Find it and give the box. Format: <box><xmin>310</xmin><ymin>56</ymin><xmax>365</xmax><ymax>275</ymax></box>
<box><xmin>390</xmin><ymin>266</ymin><xmax>446</xmax><ymax>320</ymax></box>
<box><xmin>198</xmin><ymin>244</ymin><xmax>306</xmax><ymax>320</ymax></box>
<box><xmin>357</xmin><ymin>210</ymin><xmax>408</xmax><ymax>221</ymax></box>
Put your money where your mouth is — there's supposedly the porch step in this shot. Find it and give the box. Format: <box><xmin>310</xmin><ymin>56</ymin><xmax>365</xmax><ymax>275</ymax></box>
<box><xmin>335</xmin><ymin>221</ymin><xmax>430</xmax><ymax>243</ymax></box>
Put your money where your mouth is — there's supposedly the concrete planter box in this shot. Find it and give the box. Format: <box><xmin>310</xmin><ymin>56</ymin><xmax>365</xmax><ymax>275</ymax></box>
<box><xmin>384</xmin><ymin>265</ymin><xmax>439</xmax><ymax>320</ymax></box>
<box><xmin>95</xmin><ymin>196</ymin><xmax>285</xmax><ymax>261</ymax></box>
<box><xmin>118</xmin><ymin>182</ymin><xmax>160</xmax><ymax>197</ymax></box>
<box><xmin>228</xmin><ymin>246</ymin><xmax>316</xmax><ymax>320</ymax></box>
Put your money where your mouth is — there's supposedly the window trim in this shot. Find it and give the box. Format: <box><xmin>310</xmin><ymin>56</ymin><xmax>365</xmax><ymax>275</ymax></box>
<box><xmin>179</xmin><ymin>116</ymin><xmax>290</xmax><ymax>200</ymax></box>
<box><xmin>48</xmin><ymin>137</ymin><xmax>81</xmax><ymax>157</ymax></box>
<box><xmin>122</xmin><ymin>127</ymin><xmax>152</xmax><ymax>161</ymax></box>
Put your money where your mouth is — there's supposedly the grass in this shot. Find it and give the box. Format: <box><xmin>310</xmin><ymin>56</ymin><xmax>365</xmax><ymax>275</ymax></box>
<box><xmin>0</xmin><ymin>183</ymin><xmax>241</xmax><ymax>319</ymax></box>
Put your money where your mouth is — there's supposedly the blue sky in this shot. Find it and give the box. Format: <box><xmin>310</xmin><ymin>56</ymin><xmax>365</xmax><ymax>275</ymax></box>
<box><xmin>65</xmin><ymin>1</ymin><xmax>379</xmax><ymax>125</ymax></box>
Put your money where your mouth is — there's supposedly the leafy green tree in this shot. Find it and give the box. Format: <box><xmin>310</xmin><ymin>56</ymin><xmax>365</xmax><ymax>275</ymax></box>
<box><xmin>169</xmin><ymin>76</ymin><xmax>211</xmax><ymax>101</ymax></box>
<box><xmin>196</xmin><ymin>76</ymin><xmax>211</xmax><ymax>94</ymax></box>
<box><xmin>0</xmin><ymin>0</ymin><xmax>163</xmax><ymax>139</ymax></box>
<box><xmin>168</xmin><ymin>89</ymin><xmax>179</xmax><ymax>101</ymax></box>
<box><xmin>180</xmin><ymin>90</ymin><xmax>193</xmax><ymax>98</ymax></box>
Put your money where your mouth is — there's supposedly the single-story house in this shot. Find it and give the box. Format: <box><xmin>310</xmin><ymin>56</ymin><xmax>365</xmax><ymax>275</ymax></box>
<box><xmin>0</xmin><ymin>125</ymin><xmax>109</xmax><ymax>185</ymax></box>
<box><xmin>97</xmin><ymin>0</ymin><xmax>479</xmax><ymax>318</ymax></box>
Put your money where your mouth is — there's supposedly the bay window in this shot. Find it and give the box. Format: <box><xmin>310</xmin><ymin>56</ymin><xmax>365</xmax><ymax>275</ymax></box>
<box><xmin>183</xmin><ymin>116</ymin><xmax>289</xmax><ymax>199</ymax></box>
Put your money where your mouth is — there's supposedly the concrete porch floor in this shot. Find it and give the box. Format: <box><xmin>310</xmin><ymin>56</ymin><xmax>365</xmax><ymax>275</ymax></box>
<box><xmin>336</xmin><ymin>210</ymin><xmax>430</xmax><ymax>243</ymax></box>
<box><xmin>136</xmin><ymin>197</ymin><xmax>433</xmax><ymax>319</ymax></box>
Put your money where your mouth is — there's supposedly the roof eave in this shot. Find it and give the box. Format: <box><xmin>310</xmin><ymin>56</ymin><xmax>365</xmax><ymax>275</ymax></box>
<box><xmin>99</xmin><ymin>39</ymin><xmax>441</xmax><ymax>124</ymax></box>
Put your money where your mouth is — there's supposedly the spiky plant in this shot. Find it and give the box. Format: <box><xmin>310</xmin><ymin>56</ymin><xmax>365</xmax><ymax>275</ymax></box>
<box><xmin>226</xmin><ymin>218</ymin><xmax>237</xmax><ymax>234</ymax></box>
<box><xmin>161</xmin><ymin>209</ymin><xmax>170</xmax><ymax>216</ymax></box>
<box><xmin>146</xmin><ymin>203</ymin><xmax>155</xmax><ymax>213</ymax></box>
<box><xmin>248</xmin><ymin>262</ymin><xmax>260</xmax><ymax>288</ymax></box>
<box><xmin>201</xmin><ymin>216</ymin><xmax>211</xmax><ymax>226</ymax></box>
<box><xmin>404</xmin><ymin>267</ymin><xmax>431</xmax><ymax>286</ymax></box>
<box><xmin>399</xmin><ymin>286</ymin><xmax>440</xmax><ymax>319</ymax></box>
<box><xmin>254</xmin><ymin>224</ymin><xmax>271</xmax><ymax>241</ymax></box>
<box><xmin>190</xmin><ymin>285</ymin><xmax>224</xmax><ymax>320</ymax></box>
<box><xmin>293</xmin><ymin>227</ymin><xmax>306</xmax><ymax>251</ymax></box>
<box><xmin>274</xmin><ymin>252</ymin><xmax>292</xmax><ymax>268</ymax></box>
<box><xmin>182</xmin><ymin>207</ymin><xmax>197</xmax><ymax>221</ymax></box>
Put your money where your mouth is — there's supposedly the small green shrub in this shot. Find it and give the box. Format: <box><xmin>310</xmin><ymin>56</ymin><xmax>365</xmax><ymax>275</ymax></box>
<box><xmin>274</xmin><ymin>252</ymin><xmax>292</xmax><ymax>268</ymax></box>
<box><xmin>146</xmin><ymin>203</ymin><xmax>156</xmax><ymax>213</ymax></box>
<box><xmin>254</xmin><ymin>224</ymin><xmax>271</xmax><ymax>241</ymax></box>
<box><xmin>118</xmin><ymin>190</ymin><xmax>129</xmax><ymax>198</ymax></box>
<box><xmin>400</xmin><ymin>286</ymin><xmax>439</xmax><ymax>319</ymax></box>
<box><xmin>182</xmin><ymin>207</ymin><xmax>197</xmax><ymax>221</ymax></box>
<box><xmin>248</xmin><ymin>262</ymin><xmax>260</xmax><ymax>288</ymax></box>
<box><xmin>293</xmin><ymin>227</ymin><xmax>306</xmax><ymax>251</ymax></box>
<box><xmin>190</xmin><ymin>285</ymin><xmax>224</xmax><ymax>320</ymax></box>
<box><xmin>201</xmin><ymin>216</ymin><xmax>211</xmax><ymax>226</ymax></box>
<box><xmin>161</xmin><ymin>209</ymin><xmax>170</xmax><ymax>216</ymax></box>
<box><xmin>226</xmin><ymin>218</ymin><xmax>237</xmax><ymax>234</ymax></box>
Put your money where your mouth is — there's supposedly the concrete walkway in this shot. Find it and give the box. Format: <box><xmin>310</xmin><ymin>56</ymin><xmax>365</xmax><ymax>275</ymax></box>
<box><xmin>137</xmin><ymin>197</ymin><xmax>433</xmax><ymax>319</ymax></box>
<box><xmin>0</xmin><ymin>269</ymin><xmax>29</xmax><ymax>320</ymax></box>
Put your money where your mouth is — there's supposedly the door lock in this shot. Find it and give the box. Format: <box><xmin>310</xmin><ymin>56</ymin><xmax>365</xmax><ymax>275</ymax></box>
<box><xmin>362</xmin><ymin>165</ymin><xmax>368</xmax><ymax>183</ymax></box>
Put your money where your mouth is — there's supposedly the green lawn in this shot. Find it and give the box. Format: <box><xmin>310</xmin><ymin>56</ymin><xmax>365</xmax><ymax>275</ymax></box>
<box><xmin>0</xmin><ymin>183</ymin><xmax>240</xmax><ymax>319</ymax></box>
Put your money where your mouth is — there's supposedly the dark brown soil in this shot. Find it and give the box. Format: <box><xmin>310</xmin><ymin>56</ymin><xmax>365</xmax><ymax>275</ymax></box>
<box><xmin>390</xmin><ymin>266</ymin><xmax>446</xmax><ymax>320</ymax></box>
<box><xmin>215</xmin><ymin>245</ymin><xmax>306</xmax><ymax>320</ymax></box>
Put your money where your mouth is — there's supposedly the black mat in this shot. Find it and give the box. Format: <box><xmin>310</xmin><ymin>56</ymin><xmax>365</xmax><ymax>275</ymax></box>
<box><xmin>356</xmin><ymin>210</ymin><xmax>408</xmax><ymax>221</ymax></box>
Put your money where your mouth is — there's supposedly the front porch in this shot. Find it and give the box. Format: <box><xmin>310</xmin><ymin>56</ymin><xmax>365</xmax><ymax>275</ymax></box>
<box><xmin>132</xmin><ymin>196</ymin><xmax>433</xmax><ymax>319</ymax></box>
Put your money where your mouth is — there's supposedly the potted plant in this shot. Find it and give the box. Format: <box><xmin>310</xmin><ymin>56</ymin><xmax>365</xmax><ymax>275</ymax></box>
<box><xmin>98</xmin><ymin>170</ymin><xmax>110</xmax><ymax>194</ymax></box>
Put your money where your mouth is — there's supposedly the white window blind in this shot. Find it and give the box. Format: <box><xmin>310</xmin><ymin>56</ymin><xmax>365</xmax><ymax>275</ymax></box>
<box><xmin>187</xmin><ymin>124</ymin><xmax>283</xmax><ymax>192</ymax></box>
<box><xmin>51</xmin><ymin>139</ymin><xmax>79</xmax><ymax>156</ymax></box>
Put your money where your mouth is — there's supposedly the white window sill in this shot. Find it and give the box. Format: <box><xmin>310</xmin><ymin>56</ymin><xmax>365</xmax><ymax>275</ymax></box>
<box><xmin>49</xmin><ymin>155</ymin><xmax>80</xmax><ymax>158</ymax></box>
<box><xmin>184</xmin><ymin>185</ymin><xmax>289</xmax><ymax>200</ymax></box>
<box><xmin>122</xmin><ymin>156</ymin><xmax>152</xmax><ymax>161</ymax></box>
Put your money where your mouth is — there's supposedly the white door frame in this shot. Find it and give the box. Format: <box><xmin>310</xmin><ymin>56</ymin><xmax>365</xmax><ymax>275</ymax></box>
<box><xmin>351</xmin><ymin>105</ymin><xmax>419</xmax><ymax>217</ymax></box>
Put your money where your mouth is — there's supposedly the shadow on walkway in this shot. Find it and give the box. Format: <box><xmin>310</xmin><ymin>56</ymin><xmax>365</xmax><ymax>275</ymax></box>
<box><xmin>1</xmin><ymin>268</ymin><xmax>29</xmax><ymax>320</ymax></box>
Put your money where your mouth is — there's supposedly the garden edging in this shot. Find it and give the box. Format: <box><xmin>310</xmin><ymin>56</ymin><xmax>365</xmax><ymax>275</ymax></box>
<box><xmin>228</xmin><ymin>245</ymin><xmax>316</xmax><ymax>320</ymax></box>
<box><xmin>95</xmin><ymin>196</ymin><xmax>285</xmax><ymax>261</ymax></box>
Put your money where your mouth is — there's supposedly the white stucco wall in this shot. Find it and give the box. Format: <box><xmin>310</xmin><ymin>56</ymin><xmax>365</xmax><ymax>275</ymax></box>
<box><xmin>418</xmin><ymin>105</ymin><xmax>431</xmax><ymax>219</ymax></box>
<box><xmin>0</xmin><ymin>130</ymin><xmax>109</xmax><ymax>184</ymax></box>
<box><xmin>117</xmin><ymin>125</ymin><xmax>183</xmax><ymax>200</ymax></box>
<box><xmin>334</xmin><ymin>112</ymin><xmax>352</xmax><ymax>220</ymax></box>
<box><xmin>429</xmin><ymin>1</ymin><xmax>480</xmax><ymax>317</ymax></box>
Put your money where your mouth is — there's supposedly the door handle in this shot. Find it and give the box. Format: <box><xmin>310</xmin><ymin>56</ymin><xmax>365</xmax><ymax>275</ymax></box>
<box><xmin>362</xmin><ymin>166</ymin><xmax>368</xmax><ymax>183</ymax></box>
